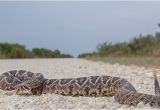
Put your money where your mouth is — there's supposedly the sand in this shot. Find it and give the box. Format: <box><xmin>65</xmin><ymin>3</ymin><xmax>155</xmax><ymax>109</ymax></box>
<box><xmin>0</xmin><ymin>58</ymin><xmax>159</xmax><ymax>110</ymax></box>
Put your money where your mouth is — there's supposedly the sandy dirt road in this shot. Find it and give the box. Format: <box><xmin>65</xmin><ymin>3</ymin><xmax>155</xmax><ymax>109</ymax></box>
<box><xmin>0</xmin><ymin>58</ymin><xmax>158</xmax><ymax>110</ymax></box>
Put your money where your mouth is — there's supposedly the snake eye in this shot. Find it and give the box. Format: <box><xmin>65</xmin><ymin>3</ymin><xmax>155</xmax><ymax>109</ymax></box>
<box><xmin>149</xmin><ymin>102</ymin><xmax>155</xmax><ymax>106</ymax></box>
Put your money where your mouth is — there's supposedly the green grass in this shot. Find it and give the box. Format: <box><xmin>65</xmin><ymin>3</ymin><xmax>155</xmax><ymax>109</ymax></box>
<box><xmin>86</xmin><ymin>56</ymin><xmax>160</xmax><ymax>68</ymax></box>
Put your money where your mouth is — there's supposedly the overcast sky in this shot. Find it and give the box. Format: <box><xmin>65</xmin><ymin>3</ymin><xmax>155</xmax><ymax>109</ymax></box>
<box><xmin>0</xmin><ymin>1</ymin><xmax>160</xmax><ymax>56</ymax></box>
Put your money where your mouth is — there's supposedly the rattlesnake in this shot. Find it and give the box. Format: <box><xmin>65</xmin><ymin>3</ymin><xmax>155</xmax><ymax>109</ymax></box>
<box><xmin>0</xmin><ymin>70</ymin><xmax>160</xmax><ymax>107</ymax></box>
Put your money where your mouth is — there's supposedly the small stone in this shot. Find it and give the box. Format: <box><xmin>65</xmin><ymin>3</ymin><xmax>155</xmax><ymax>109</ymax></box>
<box><xmin>142</xmin><ymin>79</ymin><xmax>149</xmax><ymax>85</ymax></box>
<box><xmin>137</xmin><ymin>102</ymin><xmax>145</xmax><ymax>108</ymax></box>
<box><xmin>145</xmin><ymin>72</ymin><xmax>154</xmax><ymax>78</ymax></box>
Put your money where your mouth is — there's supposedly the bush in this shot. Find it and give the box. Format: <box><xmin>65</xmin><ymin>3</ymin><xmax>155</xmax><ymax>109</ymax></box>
<box><xmin>79</xmin><ymin>32</ymin><xmax>160</xmax><ymax>58</ymax></box>
<box><xmin>0</xmin><ymin>43</ymin><xmax>73</xmax><ymax>59</ymax></box>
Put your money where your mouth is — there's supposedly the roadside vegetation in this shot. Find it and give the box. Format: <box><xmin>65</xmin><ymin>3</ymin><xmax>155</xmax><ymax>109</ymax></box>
<box><xmin>78</xmin><ymin>32</ymin><xmax>160</xmax><ymax>67</ymax></box>
<box><xmin>86</xmin><ymin>56</ymin><xmax>160</xmax><ymax>68</ymax></box>
<box><xmin>0</xmin><ymin>43</ymin><xmax>73</xmax><ymax>59</ymax></box>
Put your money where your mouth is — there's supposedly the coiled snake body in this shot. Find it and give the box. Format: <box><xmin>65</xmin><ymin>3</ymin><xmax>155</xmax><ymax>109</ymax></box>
<box><xmin>0</xmin><ymin>70</ymin><xmax>160</xmax><ymax>107</ymax></box>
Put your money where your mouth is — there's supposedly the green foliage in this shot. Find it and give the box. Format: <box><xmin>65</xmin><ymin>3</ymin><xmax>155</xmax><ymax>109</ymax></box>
<box><xmin>0</xmin><ymin>43</ymin><xmax>73</xmax><ymax>59</ymax></box>
<box><xmin>78</xmin><ymin>52</ymin><xmax>97</xmax><ymax>58</ymax></box>
<box><xmin>31</xmin><ymin>48</ymin><xmax>54</xmax><ymax>58</ymax></box>
<box><xmin>0</xmin><ymin>43</ymin><xmax>29</xmax><ymax>58</ymax></box>
<box><xmin>78</xmin><ymin>32</ymin><xmax>160</xmax><ymax>58</ymax></box>
<box><xmin>60</xmin><ymin>54</ymin><xmax>74</xmax><ymax>58</ymax></box>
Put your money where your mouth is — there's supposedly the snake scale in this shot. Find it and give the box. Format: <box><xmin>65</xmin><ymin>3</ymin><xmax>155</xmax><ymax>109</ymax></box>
<box><xmin>0</xmin><ymin>70</ymin><xmax>160</xmax><ymax>108</ymax></box>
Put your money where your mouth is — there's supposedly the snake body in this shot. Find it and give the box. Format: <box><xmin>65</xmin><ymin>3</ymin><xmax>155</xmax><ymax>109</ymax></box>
<box><xmin>0</xmin><ymin>70</ymin><xmax>160</xmax><ymax>107</ymax></box>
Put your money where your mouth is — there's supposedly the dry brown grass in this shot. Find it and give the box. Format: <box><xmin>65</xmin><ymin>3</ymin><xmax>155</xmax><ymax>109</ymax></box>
<box><xmin>86</xmin><ymin>56</ymin><xmax>160</xmax><ymax>68</ymax></box>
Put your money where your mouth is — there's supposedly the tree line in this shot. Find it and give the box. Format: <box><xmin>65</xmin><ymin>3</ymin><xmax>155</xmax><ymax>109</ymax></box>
<box><xmin>78</xmin><ymin>32</ymin><xmax>160</xmax><ymax>58</ymax></box>
<box><xmin>0</xmin><ymin>43</ymin><xmax>73</xmax><ymax>58</ymax></box>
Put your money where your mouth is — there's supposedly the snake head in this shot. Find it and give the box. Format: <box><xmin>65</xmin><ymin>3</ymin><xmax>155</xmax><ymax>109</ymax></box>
<box><xmin>15</xmin><ymin>83</ymin><xmax>30</xmax><ymax>94</ymax></box>
<box><xmin>15</xmin><ymin>73</ymin><xmax>45</xmax><ymax>95</ymax></box>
